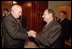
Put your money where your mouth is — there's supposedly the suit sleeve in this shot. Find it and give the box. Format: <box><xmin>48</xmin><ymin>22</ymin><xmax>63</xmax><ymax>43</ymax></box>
<box><xmin>3</xmin><ymin>17</ymin><xmax>28</xmax><ymax>40</ymax></box>
<box><xmin>35</xmin><ymin>25</ymin><xmax>61</xmax><ymax>47</ymax></box>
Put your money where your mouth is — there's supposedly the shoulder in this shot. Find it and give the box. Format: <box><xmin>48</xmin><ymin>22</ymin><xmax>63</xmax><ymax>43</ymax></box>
<box><xmin>3</xmin><ymin>14</ymin><xmax>15</xmax><ymax>22</ymax></box>
<box><xmin>53</xmin><ymin>20</ymin><xmax>62</xmax><ymax>29</ymax></box>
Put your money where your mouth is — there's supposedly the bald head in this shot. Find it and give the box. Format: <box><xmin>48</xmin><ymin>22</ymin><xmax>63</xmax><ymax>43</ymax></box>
<box><xmin>11</xmin><ymin>5</ymin><xmax>22</xmax><ymax>18</ymax></box>
<box><xmin>11</xmin><ymin>5</ymin><xmax>22</xmax><ymax>11</ymax></box>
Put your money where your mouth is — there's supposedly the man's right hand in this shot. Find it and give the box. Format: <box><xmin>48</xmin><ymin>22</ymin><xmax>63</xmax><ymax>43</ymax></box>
<box><xmin>27</xmin><ymin>30</ymin><xmax>36</xmax><ymax>38</ymax></box>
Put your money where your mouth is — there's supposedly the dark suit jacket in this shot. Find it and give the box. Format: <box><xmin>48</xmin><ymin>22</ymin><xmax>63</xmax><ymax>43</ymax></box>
<box><xmin>60</xmin><ymin>18</ymin><xmax>71</xmax><ymax>40</ymax></box>
<box><xmin>3</xmin><ymin>13</ymin><xmax>28</xmax><ymax>48</ymax></box>
<box><xmin>34</xmin><ymin>20</ymin><xmax>63</xmax><ymax>48</ymax></box>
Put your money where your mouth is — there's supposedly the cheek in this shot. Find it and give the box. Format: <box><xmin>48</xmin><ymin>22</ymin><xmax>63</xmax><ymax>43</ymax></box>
<box><xmin>15</xmin><ymin>12</ymin><xmax>18</xmax><ymax>15</ymax></box>
<box><xmin>45</xmin><ymin>16</ymin><xmax>48</xmax><ymax>19</ymax></box>
<box><xmin>16</xmin><ymin>12</ymin><xmax>20</xmax><ymax>17</ymax></box>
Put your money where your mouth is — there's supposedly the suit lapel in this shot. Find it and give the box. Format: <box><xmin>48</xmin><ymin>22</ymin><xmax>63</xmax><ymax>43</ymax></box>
<box><xmin>42</xmin><ymin>20</ymin><xmax>55</xmax><ymax>32</ymax></box>
<box><xmin>10</xmin><ymin>14</ymin><xmax>20</xmax><ymax>25</ymax></box>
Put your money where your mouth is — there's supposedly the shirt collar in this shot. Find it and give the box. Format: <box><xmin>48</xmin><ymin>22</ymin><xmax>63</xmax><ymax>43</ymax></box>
<box><xmin>46</xmin><ymin>18</ymin><xmax>53</xmax><ymax>25</ymax></box>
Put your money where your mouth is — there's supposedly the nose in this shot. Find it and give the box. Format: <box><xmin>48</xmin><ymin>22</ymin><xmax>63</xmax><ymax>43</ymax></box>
<box><xmin>42</xmin><ymin>15</ymin><xmax>44</xmax><ymax>18</ymax></box>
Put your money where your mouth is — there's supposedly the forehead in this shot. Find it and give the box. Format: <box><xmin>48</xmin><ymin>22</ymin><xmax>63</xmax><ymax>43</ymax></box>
<box><xmin>12</xmin><ymin>5</ymin><xmax>22</xmax><ymax>11</ymax></box>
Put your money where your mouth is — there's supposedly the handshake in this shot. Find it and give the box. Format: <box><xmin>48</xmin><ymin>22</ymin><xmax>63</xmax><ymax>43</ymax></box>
<box><xmin>27</xmin><ymin>30</ymin><xmax>37</xmax><ymax>38</ymax></box>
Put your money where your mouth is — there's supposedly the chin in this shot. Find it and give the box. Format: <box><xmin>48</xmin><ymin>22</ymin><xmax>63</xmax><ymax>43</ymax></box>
<box><xmin>43</xmin><ymin>20</ymin><xmax>46</xmax><ymax>23</ymax></box>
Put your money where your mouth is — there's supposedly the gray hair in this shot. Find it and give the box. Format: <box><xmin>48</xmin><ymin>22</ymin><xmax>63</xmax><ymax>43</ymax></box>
<box><xmin>11</xmin><ymin>4</ymin><xmax>22</xmax><ymax>12</ymax></box>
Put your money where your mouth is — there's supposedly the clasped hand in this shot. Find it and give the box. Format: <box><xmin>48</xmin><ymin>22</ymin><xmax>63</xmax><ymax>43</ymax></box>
<box><xmin>27</xmin><ymin>30</ymin><xmax>36</xmax><ymax>38</ymax></box>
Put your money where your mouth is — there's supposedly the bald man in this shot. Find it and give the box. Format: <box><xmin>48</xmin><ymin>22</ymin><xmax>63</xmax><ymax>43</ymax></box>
<box><xmin>2</xmin><ymin>5</ymin><xmax>29</xmax><ymax>48</ymax></box>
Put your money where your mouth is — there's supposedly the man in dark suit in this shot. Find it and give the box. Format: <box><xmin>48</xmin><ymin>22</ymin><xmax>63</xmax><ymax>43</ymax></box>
<box><xmin>59</xmin><ymin>11</ymin><xmax>71</xmax><ymax>40</ymax></box>
<box><xmin>58</xmin><ymin>11</ymin><xmax>71</xmax><ymax>42</ymax></box>
<box><xmin>2</xmin><ymin>5</ymin><xmax>29</xmax><ymax>48</ymax></box>
<box><xmin>27</xmin><ymin>9</ymin><xmax>64</xmax><ymax>48</ymax></box>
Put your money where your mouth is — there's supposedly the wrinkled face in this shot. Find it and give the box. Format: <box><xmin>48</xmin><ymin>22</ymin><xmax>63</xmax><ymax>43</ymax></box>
<box><xmin>11</xmin><ymin>5</ymin><xmax>22</xmax><ymax>18</ymax></box>
<box><xmin>42</xmin><ymin>10</ymin><xmax>51</xmax><ymax>22</ymax></box>
<box><xmin>13</xmin><ymin>9</ymin><xmax>22</xmax><ymax>18</ymax></box>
